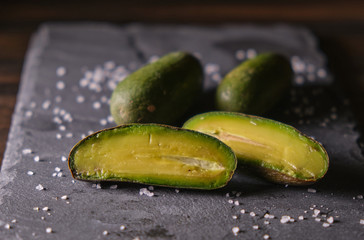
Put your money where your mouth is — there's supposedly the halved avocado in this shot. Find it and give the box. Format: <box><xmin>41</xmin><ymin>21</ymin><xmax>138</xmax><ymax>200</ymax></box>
<box><xmin>68</xmin><ymin>124</ymin><xmax>236</xmax><ymax>189</ymax></box>
<box><xmin>183</xmin><ymin>112</ymin><xmax>329</xmax><ymax>185</ymax></box>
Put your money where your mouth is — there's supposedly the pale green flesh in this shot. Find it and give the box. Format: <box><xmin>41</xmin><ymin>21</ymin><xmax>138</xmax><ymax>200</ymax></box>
<box><xmin>73</xmin><ymin>131</ymin><xmax>227</xmax><ymax>183</ymax></box>
<box><xmin>185</xmin><ymin>115</ymin><xmax>327</xmax><ymax>180</ymax></box>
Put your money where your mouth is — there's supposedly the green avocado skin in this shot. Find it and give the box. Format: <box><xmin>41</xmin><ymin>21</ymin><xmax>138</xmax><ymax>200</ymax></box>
<box><xmin>110</xmin><ymin>52</ymin><xmax>203</xmax><ymax>125</ymax></box>
<box><xmin>216</xmin><ymin>53</ymin><xmax>293</xmax><ymax>115</ymax></box>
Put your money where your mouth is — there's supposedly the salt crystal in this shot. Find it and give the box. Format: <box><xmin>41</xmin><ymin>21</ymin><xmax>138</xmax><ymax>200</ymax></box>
<box><xmin>110</xmin><ymin>185</ymin><xmax>118</xmax><ymax>189</ymax></box>
<box><xmin>263</xmin><ymin>234</ymin><xmax>270</xmax><ymax>239</ymax></box>
<box><xmin>313</xmin><ymin>209</ymin><xmax>320</xmax><ymax>216</ymax></box>
<box><xmin>56</xmin><ymin>81</ymin><xmax>65</xmax><ymax>90</ymax></box>
<box><xmin>175</xmin><ymin>189</ymin><xmax>180</xmax><ymax>193</ymax></box>
<box><xmin>46</xmin><ymin>227</ymin><xmax>52</xmax><ymax>233</ymax></box>
<box><xmin>228</xmin><ymin>200</ymin><xmax>233</xmax><ymax>204</ymax></box>
<box><xmin>246</xmin><ymin>48</ymin><xmax>257</xmax><ymax>59</ymax></box>
<box><xmin>25</xmin><ymin>110</ymin><xmax>33</xmax><ymax>117</ymax></box>
<box><xmin>59</xmin><ymin>125</ymin><xmax>66</xmax><ymax>131</ymax></box>
<box><xmin>308</xmin><ymin>188</ymin><xmax>316</xmax><ymax>193</ymax></box>
<box><xmin>252</xmin><ymin>225</ymin><xmax>259</xmax><ymax>230</ymax></box>
<box><xmin>61</xmin><ymin>156</ymin><xmax>67</xmax><ymax>162</ymax></box>
<box><xmin>298</xmin><ymin>216</ymin><xmax>304</xmax><ymax>220</ymax></box>
<box><xmin>56</xmin><ymin>66</ymin><xmax>66</xmax><ymax>77</ymax></box>
<box><xmin>357</xmin><ymin>195</ymin><xmax>363</xmax><ymax>199</ymax></box>
<box><xmin>280</xmin><ymin>216</ymin><xmax>291</xmax><ymax>224</ymax></box>
<box><xmin>33</xmin><ymin>207</ymin><xmax>39</xmax><ymax>211</ymax></box>
<box><xmin>327</xmin><ymin>216</ymin><xmax>334</xmax><ymax>224</ymax></box>
<box><xmin>96</xmin><ymin>183</ymin><xmax>102</xmax><ymax>189</ymax></box>
<box><xmin>42</xmin><ymin>100</ymin><xmax>51</xmax><ymax>109</ymax></box>
<box><xmin>100</xmin><ymin>119</ymin><xmax>107</xmax><ymax>126</ymax></box>
<box><xmin>52</xmin><ymin>173</ymin><xmax>57</xmax><ymax>177</ymax></box>
<box><xmin>66</xmin><ymin>133</ymin><xmax>73</xmax><ymax>138</ymax></box>
<box><xmin>240</xmin><ymin>209</ymin><xmax>245</xmax><ymax>214</ymax></box>
<box><xmin>107</xmin><ymin>115</ymin><xmax>114</xmax><ymax>123</ymax></box>
<box><xmin>55</xmin><ymin>96</ymin><xmax>62</xmax><ymax>103</ymax></box>
<box><xmin>234</xmin><ymin>201</ymin><xmax>239</xmax><ymax>206</ymax></box>
<box><xmin>55</xmin><ymin>167</ymin><xmax>61</xmax><ymax>172</ymax></box>
<box><xmin>235</xmin><ymin>50</ymin><xmax>245</xmax><ymax>60</ymax></box>
<box><xmin>360</xmin><ymin>219</ymin><xmax>364</xmax><ymax>225</ymax></box>
<box><xmin>4</xmin><ymin>224</ymin><xmax>11</xmax><ymax>229</ymax></box>
<box><xmin>93</xmin><ymin>101</ymin><xmax>101</xmax><ymax>109</ymax></box>
<box><xmin>100</xmin><ymin>96</ymin><xmax>108</xmax><ymax>103</ymax></box>
<box><xmin>36</xmin><ymin>184</ymin><xmax>44</xmax><ymax>191</ymax></box>
<box><xmin>322</xmin><ymin>222</ymin><xmax>330</xmax><ymax>228</ymax></box>
<box><xmin>22</xmin><ymin>148</ymin><xmax>32</xmax><ymax>155</ymax></box>
<box><xmin>264</xmin><ymin>220</ymin><xmax>270</xmax><ymax>225</ymax></box>
<box><xmin>57</xmin><ymin>172</ymin><xmax>63</xmax><ymax>177</ymax></box>
<box><xmin>232</xmin><ymin>215</ymin><xmax>238</xmax><ymax>219</ymax></box>
<box><xmin>104</xmin><ymin>61</ymin><xmax>115</xmax><ymax>70</ymax></box>
<box><xmin>61</xmin><ymin>195</ymin><xmax>68</xmax><ymax>200</ymax></box>
<box><xmin>120</xmin><ymin>225</ymin><xmax>126</xmax><ymax>230</ymax></box>
<box><xmin>232</xmin><ymin>227</ymin><xmax>239</xmax><ymax>236</ymax></box>
<box><xmin>56</xmin><ymin>133</ymin><xmax>62</xmax><ymax>139</ymax></box>
<box><xmin>79</xmin><ymin>78</ymin><xmax>90</xmax><ymax>87</ymax></box>
<box><xmin>42</xmin><ymin>207</ymin><xmax>49</xmax><ymax>211</ymax></box>
<box><xmin>225</xmin><ymin>193</ymin><xmax>230</xmax><ymax>197</ymax></box>
<box><xmin>315</xmin><ymin>218</ymin><xmax>321</xmax><ymax>222</ymax></box>
<box><xmin>11</xmin><ymin>219</ymin><xmax>16</xmax><ymax>223</ymax></box>
<box><xmin>27</xmin><ymin>171</ymin><xmax>34</xmax><ymax>175</ymax></box>
<box><xmin>250</xmin><ymin>212</ymin><xmax>256</xmax><ymax>217</ymax></box>
<box><xmin>76</xmin><ymin>95</ymin><xmax>85</xmax><ymax>103</ymax></box>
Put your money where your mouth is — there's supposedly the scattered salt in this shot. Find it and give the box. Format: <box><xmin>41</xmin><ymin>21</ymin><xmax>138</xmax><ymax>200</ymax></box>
<box><xmin>280</xmin><ymin>216</ymin><xmax>291</xmax><ymax>224</ymax></box>
<box><xmin>252</xmin><ymin>225</ymin><xmax>259</xmax><ymax>230</ymax></box>
<box><xmin>298</xmin><ymin>216</ymin><xmax>305</xmax><ymax>220</ymax></box>
<box><xmin>56</xmin><ymin>81</ymin><xmax>65</xmax><ymax>90</ymax></box>
<box><xmin>22</xmin><ymin>148</ymin><xmax>32</xmax><ymax>155</ymax></box>
<box><xmin>327</xmin><ymin>216</ymin><xmax>334</xmax><ymax>224</ymax></box>
<box><xmin>93</xmin><ymin>101</ymin><xmax>101</xmax><ymax>109</ymax></box>
<box><xmin>55</xmin><ymin>167</ymin><xmax>61</xmax><ymax>172</ymax></box>
<box><xmin>250</xmin><ymin>212</ymin><xmax>256</xmax><ymax>217</ymax></box>
<box><xmin>308</xmin><ymin>188</ymin><xmax>317</xmax><ymax>193</ymax></box>
<box><xmin>46</xmin><ymin>227</ymin><xmax>52</xmax><ymax>233</ymax></box>
<box><xmin>263</xmin><ymin>234</ymin><xmax>270</xmax><ymax>239</ymax></box>
<box><xmin>240</xmin><ymin>209</ymin><xmax>245</xmax><ymax>214</ymax></box>
<box><xmin>34</xmin><ymin>155</ymin><xmax>40</xmax><ymax>162</ymax></box>
<box><xmin>61</xmin><ymin>195</ymin><xmax>68</xmax><ymax>200</ymax></box>
<box><xmin>232</xmin><ymin>227</ymin><xmax>239</xmax><ymax>236</ymax></box>
<box><xmin>56</xmin><ymin>66</ymin><xmax>66</xmax><ymax>77</ymax></box>
<box><xmin>42</xmin><ymin>100</ymin><xmax>51</xmax><ymax>110</ymax></box>
<box><xmin>27</xmin><ymin>171</ymin><xmax>34</xmax><ymax>176</ymax></box>
<box><xmin>76</xmin><ymin>95</ymin><xmax>85</xmax><ymax>103</ymax></box>
<box><xmin>234</xmin><ymin>201</ymin><xmax>239</xmax><ymax>206</ymax></box>
<box><xmin>36</xmin><ymin>184</ymin><xmax>44</xmax><ymax>191</ymax></box>
<box><xmin>360</xmin><ymin>219</ymin><xmax>364</xmax><ymax>225</ymax></box>
<box><xmin>42</xmin><ymin>207</ymin><xmax>49</xmax><ymax>211</ymax></box>
<box><xmin>120</xmin><ymin>225</ymin><xmax>126</xmax><ymax>230</ymax></box>
<box><xmin>232</xmin><ymin>215</ymin><xmax>238</xmax><ymax>219</ymax></box>
<box><xmin>100</xmin><ymin>119</ymin><xmax>107</xmax><ymax>126</ymax></box>
<box><xmin>322</xmin><ymin>222</ymin><xmax>330</xmax><ymax>228</ymax></box>
<box><xmin>4</xmin><ymin>224</ymin><xmax>11</xmax><ymax>229</ymax></box>
<box><xmin>235</xmin><ymin>50</ymin><xmax>245</xmax><ymax>60</ymax></box>
<box><xmin>61</xmin><ymin>156</ymin><xmax>67</xmax><ymax>162</ymax></box>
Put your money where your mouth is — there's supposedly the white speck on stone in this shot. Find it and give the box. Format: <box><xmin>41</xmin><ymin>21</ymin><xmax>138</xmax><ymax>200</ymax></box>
<box><xmin>234</xmin><ymin>200</ymin><xmax>239</xmax><ymax>206</ymax></box>
<box><xmin>315</xmin><ymin>218</ymin><xmax>321</xmax><ymax>222</ymax></box>
<box><xmin>100</xmin><ymin>96</ymin><xmax>108</xmax><ymax>103</ymax></box>
<box><xmin>357</xmin><ymin>195</ymin><xmax>363</xmax><ymax>199</ymax></box>
<box><xmin>360</xmin><ymin>219</ymin><xmax>364</xmax><ymax>225</ymax></box>
<box><xmin>263</xmin><ymin>234</ymin><xmax>270</xmax><ymax>239</ymax></box>
<box><xmin>61</xmin><ymin>195</ymin><xmax>68</xmax><ymax>200</ymax></box>
<box><xmin>66</xmin><ymin>133</ymin><xmax>73</xmax><ymax>138</ymax></box>
<box><xmin>57</xmin><ymin>172</ymin><xmax>63</xmax><ymax>177</ymax></box>
<box><xmin>103</xmin><ymin>230</ymin><xmax>109</xmax><ymax>235</ymax></box>
<box><xmin>11</xmin><ymin>219</ymin><xmax>16</xmax><ymax>223</ymax></box>
<box><xmin>59</xmin><ymin>125</ymin><xmax>66</xmax><ymax>131</ymax></box>
<box><xmin>25</xmin><ymin>110</ymin><xmax>33</xmax><ymax>117</ymax></box>
<box><xmin>252</xmin><ymin>225</ymin><xmax>259</xmax><ymax>230</ymax></box>
<box><xmin>93</xmin><ymin>101</ymin><xmax>101</xmax><ymax>109</ymax></box>
<box><xmin>42</xmin><ymin>207</ymin><xmax>49</xmax><ymax>211</ymax></box>
<box><xmin>79</xmin><ymin>78</ymin><xmax>90</xmax><ymax>88</ymax></box>
<box><xmin>264</xmin><ymin>220</ymin><xmax>270</xmax><ymax>225</ymax></box>
<box><xmin>313</xmin><ymin>209</ymin><xmax>320</xmax><ymax>216</ymax></box>
<box><xmin>33</xmin><ymin>207</ymin><xmax>39</xmax><ymax>211</ymax></box>
<box><xmin>27</xmin><ymin>171</ymin><xmax>34</xmax><ymax>176</ymax></box>
<box><xmin>107</xmin><ymin>115</ymin><xmax>114</xmax><ymax>123</ymax></box>
<box><xmin>56</xmin><ymin>81</ymin><xmax>65</xmax><ymax>90</ymax></box>
<box><xmin>56</xmin><ymin>66</ymin><xmax>66</xmax><ymax>77</ymax></box>
<box><xmin>175</xmin><ymin>189</ymin><xmax>180</xmax><ymax>193</ymax></box>
<box><xmin>250</xmin><ymin>212</ymin><xmax>256</xmax><ymax>217</ymax></box>
<box><xmin>36</xmin><ymin>184</ymin><xmax>44</xmax><ymax>191</ymax></box>
<box><xmin>247</xmin><ymin>48</ymin><xmax>257</xmax><ymax>59</ymax></box>
<box><xmin>61</xmin><ymin>156</ymin><xmax>67</xmax><ymax>162</ymax></box>
<box><xmin>42</xmin><ymin>100</ymin><xmax>51</xmax><ymax>110</ymax></box>
<box><xmin>232</xmin><ymin>227</ymin><xmax>239</xmax><ymax>236</ymax></box>
<box><xmin>76</xmin><ymin>95</ymin><xmax>85</xmax><ymax>103</ymax></box>
<box><xmin>139</xmin><ymin>188</ymin><xmax>154</xmax><ymax>197</ymax></box>
<box><xmin>235</xmin><ymin>50</ymin><xmax>245</xmax><ymax>60</ymax></box>
<box><xmin>211</xmin><ymin>73</ymin><xmax>221</xmax><ymax>82</ymax></box>
<box><xmin>56</xmin><ymin>133</ymin><xmax>62</xmax><ymax>139</ymax></box>
<box><xmin>55</xmin><ymin>96</ymin><xmax>62</xmax><ymax>103</ymax></box>
<box><xmin>110</xmin><ymin>185</ymin><xmax>118</xmax><ymax>189</ymax></box>
<box><xmin>240</xmin><ymin>209</ymin><xmax>245</xmax><ymax>214</ymax></box>
<box><xmin>52</xmin><ymin>173</ymin><xmax>57</xmax><ymax>177</ymax></box>
<box><xmin>327</xmin><ymin>216</ymin><xmax>334</xmax><ymax>224</ymax></box>
<box><xmin>100</xmin><ymin>119</ymin><xmax>107</xmax><ymax>126</ymax></box>
<box><xmin>4</xmin><ymin>224</ymin><xmax>11</xmax><ymax>229</ymax></box>
<box><xmin>228</xmin><ymin>199</ymin><xmax>233</xmax><ymax>204</ymax></box>
<box><xmin>225</xmin><ymin>193</ymin><xmax>230</xmax><ymax>197</ymax></box>
<box><xmin>298</xmin><ymin>216</ymin><xmax>305</xmax><ymax>220</ymax></box>
<box><xmin>232</xmin><ymin>215</ymin><xmax>238</xmax><ymax>219</ymax></box>
<box><xmin>46</xmin><ymin>227</ymin><xmax>52</xmax><ymax>233</ymax></box>
<box><xmin>22</xmin><ymin>148</ymin><xmax>32</xmax><ymax>155</ymax></box>
<box><xmin>120</xmin><ymin>225</ymin><xmax>126</xmax><ymax>230</ymax></box>
<box><xmin>205</xmin><ymin>63</ymin><xmax>220</xmax><ymax>75</ymax></box>
<box><xmin>280</xmin><ymin>215</ymin><xmax>291</xmax><ymax>224</ymax></box>
<box><xmin>96</xmin><ymin>183</ymin><xmax>102</xmax><ymax>189</ymax></box>
<box><xmin>104</xmin><ymin>61</ymin><xmax>115</xmax><ymax>70</ymax></box>
<box><xmin>308</xmin><ymin>188</ymin><xmax>316</xmax><ymax>193</ymax></box>
<box><xmin>322</xmin><ymin>222</ymin><xmax>330</xmax><ymax>228</ymax></box>
<box><xmin>55</xmin><ymin>167</ymin><xmax>61</xmax><ymax>172</ymax></box>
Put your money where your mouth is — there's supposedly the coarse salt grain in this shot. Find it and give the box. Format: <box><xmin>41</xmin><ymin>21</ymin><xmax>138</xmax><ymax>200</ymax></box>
<box><xmin>42</xmin><ymin>207</ymin><xmax>49</xmax><ymax>211</ymax></box>
<box><xmin>25</xmin><ymin>110</ymin><xmax>33</xmax><ymax>117</ymax></box>
<box><xmin>93</xmin><ymin>102</ymin><xmax>101</xmax><ymax>109</ymax></box>
<box><xmin>56</xmin><ymin>81</ymin><xmax>65</xmax><ymax>90</ymax></box>
<box><xmin>250</xmin><ymin>212</ymin><xmax>256</xmax><ymax>217</ymax></box>
<box><xmin>315</xmin><ymin>218</ymin><xmax>321</xmax><ymax>222</ymax></box>
<box><xmin>232</xmin><ymin>227</ymin><xmax>239</xmax><ymax>236</ymax></box>
<box><xmin>252</xmin><ymin>225</ymin><xmax>259</xmax><ymax>230</ymax></box>
<box><xmin>280</xmin><ymin>216</ymin><xmax>291</xmax><ymax>224</ymax></box>
<box><xmin>322</xmin><ymin>222</ymin><xmax>330</xmax><ymax>228</ymax></box>
<box><xmin>360</xmin><ymin>219</ymin><xmax>364</xmax><ymax>225</ymax></box>
<box><xmin>298</xmin><ymin>216</ymin><xmax>305</xmax><ymax>220</ymax></box>
<box><xmin>27</xmin><ymin>171</ymin><xmax>34</xmax><ymax>175</ymax></box>
<box><xmin>61</xmin><ymin>156</ymin><xmax>67</xmax><ymax>162</ymax></box>
<box><xmin>240</xmin><ymin>209</ymin><xmax>245</xmax><ymax>214</ymax></box>
<box><xmin>175</xmin><ymin>189</ymin><xmax>180</xmax><ymax>193</ymax></box>
<box><xmin>100</xmin><ymin>119</ymin><xmax>107</xmax><ymax>126</ymax></box>
<box><xmin>57</xmin><ymin>172</ymin><xmax>63</xmax><ymax>177</ymax></box>
<box><xmin>22</xmin><ymin>148</ymin><xmax>32</xmax><ymax>155</ymax></box>
<box><xmin>357</xmin><ymin>195</ymin><xmax>363</xmax><ymax>199</ymax></box>
<box><xmin>76</xmin><ymin>95</ymin><xmax>85</xmax><ymax>103</ymax></box>
<box><xmin>61</xmin><ymin>195</ymin><xmax>68</xmax><ymax>200</ymax></box>
<box><xmin>247</xmin><ymin>48</ymin><xmax>257</xmax><ymax>59</ymax></box>
<box><xmin>11</xmin><ymin>219</ymin><xmax>16</xmax><ymax>223</ymax></box>
<box><xmin>107</xmin><ymin>115</ymin><xmax>114</xmax><ymax>123</ymax></box>
<box><xmin>34</xmin><ymin>155</ymin><xmax>40</xmax><ymax>162</ymax></box>
<box><xmin>42</xmin><ymin>100</ymin><xmax>51</xmax><ymax>109</ymax></box>
<box><xmin>4</xmin><ymin>224</ymin><xmax>11</xmax><ymax>229</ymax></box>
<box><xmin>56</xmin><ymin>66</ymin><xmax>66</xmax><ymax>77</ymax></box>
<box><xmin>56</xmin><ymin>133</ymin><xmax>62</xmax><ymax>139</ymax></box>
<box><xmin>110</xmin><ymin>185</ymin><xmax>118</xmax><ymax>189</ymax></box>
<box><xmin>36</xmin><ymin>184</ymin><xmax>44</xmax><ymax>191</ymax></box>
<box><xmin>59</xmin><ymin>125</ymin><xmax>66</xmax><ymax>131</ymax></box>
<box><xmin>33</xmin><ymin>207</ymin><xmax>39</xmax><ymax>211</ymax></box>
<box><xmin>55</xmin><ymin>96</ymin><xmax>62</xmax><ymax>103</ymax></box>
<box><xmin>228</xmin><ymin>200</ymin><xmax>233</xmax><ymax>204</ymax></box>
<box><xmin>264</xmin><ymin>220</ymin><xmax>270</xmax><ymax>225</ymax></box>
<box><xmin>66</xmin><ymin>133</ymin><xmax>73</xmax><ymax>138</ymax></box>
<box><xmin>263</xmin><ymin>234</ymin><xmax>270</xmax><ymax>239</ymax></box>
<box><xmin>232</xmin><ymin>215</ymin><xmax>238</xmax><ymax>219</ymax></box>
<box><xmin>234</xmin><ymin>201</ymin><xmax>239</xmax><ymax>206</ymax></box>
<box><xmin>55</xmin><ymin>167</ymin><xmax>61</xmax><ymax>172</ymax></box>
<box><xmin>46</xmin><ymin>227</ymin><xmax>52</xmax><ymax>233</ymax></box>
<box><xmin>120</xmin><ymin>225</ymin><xmax>126</xmax><ymax>230</ymax></box>
<box><xmin>308</xmin><ymin>188</ymin><xmax>316</xmax><ymax>193</ymax></box>
<box><xmin>314</xmin><ymin>209</ymin><xmax>320</xmax><ymax>216</ymax></box>
<box><xmin>103</xmin><ymin>230</ymin><xmax>109</xmax><ymax>235</ymax></box>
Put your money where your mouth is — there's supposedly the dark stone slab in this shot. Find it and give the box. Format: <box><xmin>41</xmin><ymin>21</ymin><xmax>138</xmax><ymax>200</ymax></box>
<box><xmin>0</xmin><ymin>23</ymin><xmax>363</xmax><ymax>239</ymax></box>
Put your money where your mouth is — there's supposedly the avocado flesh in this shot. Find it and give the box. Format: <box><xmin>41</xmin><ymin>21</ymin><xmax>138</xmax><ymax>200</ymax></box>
<box><xmin>183</xmin><ymin>112</ymin><xmax>329</xmax><ymax>183</ymax></box>
<box><xmin>69</xmin><ymin>124</ymin><xmax>236</xmax><ymax>189</ymax></box>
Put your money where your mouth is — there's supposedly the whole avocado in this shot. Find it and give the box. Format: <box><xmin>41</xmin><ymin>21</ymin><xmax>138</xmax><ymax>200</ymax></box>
<box><xmin>216</xmin><ymin>53</ymin><xmax>293</xmax><ymax>115</ymax></box>
<box><xmin>110</xmin><ymin>52</ymin><xmax>203</xmax><ymax>125</ymax></box>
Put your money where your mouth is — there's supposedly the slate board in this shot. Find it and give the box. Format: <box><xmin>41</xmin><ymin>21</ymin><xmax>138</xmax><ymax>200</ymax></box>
<box><xmin>1</xmin><ymin>23</ymin><xmax>364</xmax><ymax>240</ymax></box>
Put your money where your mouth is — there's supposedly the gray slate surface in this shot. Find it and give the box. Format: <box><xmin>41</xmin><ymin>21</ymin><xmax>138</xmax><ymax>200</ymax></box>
<box><xmin>0</xmin><ymin>23</ymin><xmax>363</xmax><ymax>239</ymax></box>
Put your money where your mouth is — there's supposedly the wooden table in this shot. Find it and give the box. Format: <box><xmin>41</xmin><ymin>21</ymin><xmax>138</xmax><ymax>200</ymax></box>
<box><xmin>1</xmin><ymin>0</ymin><xmax>363</xmax><ymax>162</ymax></box>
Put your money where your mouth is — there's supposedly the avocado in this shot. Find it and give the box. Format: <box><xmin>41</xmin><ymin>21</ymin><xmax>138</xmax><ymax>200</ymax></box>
<box><xmin>110</xmin><ymin>52</ymin><xmax>203</xmax><ymax>125</ymax></box>
<box><xmin>68</xmin><ymin>124</ymin><xmax>237</xmax><ymax>189</ymax></box>
<box><xmin>216</xmin><ymin>53</ymin><xmax>293</xmax><ymax>115</ymax></box>
<box><xmin>183</xmin><ymin>112</ymin><xmax>329</xmax><ymax>185</ymax></box>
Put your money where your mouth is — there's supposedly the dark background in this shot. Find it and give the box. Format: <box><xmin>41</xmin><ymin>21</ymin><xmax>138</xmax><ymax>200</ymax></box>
<box><xmin>1</xmin><ymin>0</ymin><xmax>363</xmax><ymax>162</ymax></box>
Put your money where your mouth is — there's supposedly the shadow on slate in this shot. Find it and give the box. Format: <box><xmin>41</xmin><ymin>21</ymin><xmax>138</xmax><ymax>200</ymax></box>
<box><xmin>0</xmin><ymin>23</ymin><xmax>363</xmax><ymax>240</ymax></box>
